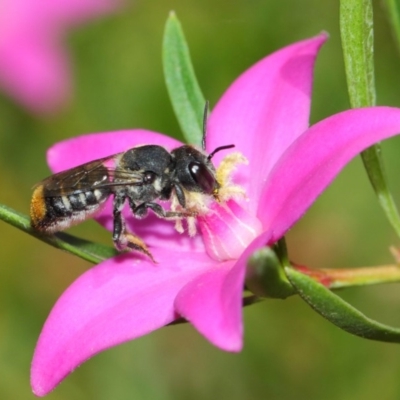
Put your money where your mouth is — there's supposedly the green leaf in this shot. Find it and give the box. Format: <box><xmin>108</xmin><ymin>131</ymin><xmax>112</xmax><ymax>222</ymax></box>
<box><xmin>340</xmin><ymin>0</ymin><xmax>375</xmax><ymax>107</ymax></box>
<box><xmin>286</xmin><ymin>267</ymin><xmax>400</xmax><ymax>343</ymax></box>
<box><xmin>340</xmin><ymin>0</ymin><xmax>400</xmax><ymax>238</ymax></box>
<box><xmin>0</xmin><ymin>203</ymin><xmax>117</xmax><ymax>264</ymax></box>
<box><xmin>163</xmin><ymin>11</ymin><xmax>206</xmax><ymax>146</ymax></box>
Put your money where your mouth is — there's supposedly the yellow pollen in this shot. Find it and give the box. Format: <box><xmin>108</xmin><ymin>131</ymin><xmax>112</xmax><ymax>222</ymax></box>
<box><xmin>215</xmin><ymin>151</ymin><xmax>248</xmax><ymax>202</ymax></box>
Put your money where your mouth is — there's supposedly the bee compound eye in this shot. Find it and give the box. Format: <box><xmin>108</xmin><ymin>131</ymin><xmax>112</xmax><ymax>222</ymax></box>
<box><xmin>188</xmin><ymin>162</ymin><xmax>216</xmax><ymax>194</ymax></box>
<box><xmin>143</xmin><ymin>171</ymin><xmax>156</xmax><ymax>184</ymax></box>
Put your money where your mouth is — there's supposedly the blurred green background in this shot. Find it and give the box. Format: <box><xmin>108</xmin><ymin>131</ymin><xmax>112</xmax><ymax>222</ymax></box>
<box><xmin>2</xmin><ymin>0</ymin><xmax>400</xmax><ymax>399</ymax></box>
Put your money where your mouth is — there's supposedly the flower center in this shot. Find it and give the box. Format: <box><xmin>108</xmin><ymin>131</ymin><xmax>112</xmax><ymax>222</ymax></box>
<box><xmin>197</xmin><ymin>199</ymin><xmax>263</xmax><ymax>261</ymax></box>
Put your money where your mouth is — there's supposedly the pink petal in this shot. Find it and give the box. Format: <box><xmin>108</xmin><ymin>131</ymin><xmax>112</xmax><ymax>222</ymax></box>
<box><xmin>258</xmin><ymin>107</ymin><xmax>400</xmax><ymax>239</ymax></box>
<box><xmin>207</xmin><ymin>33</ymin><xmax>327</xmax><ymax>214</ymax></box>
<box><xmin>175</xmin><ymin>229</ymin><xmax>273</xmax><ymax>351</ymax></box>
<box><xmin>198</xmin><ymin>200</ymin><xmax>262</xmax><ymax>261</ymax></box>
<box><xmin>175</xmin><ymin>260</ymin><xmax>242</xmax><ymax>351</ymax></box>
<box><xmin>31</xmin><ymin>249</ymin><xmax>214</xmax><ymax>396</ymax></box>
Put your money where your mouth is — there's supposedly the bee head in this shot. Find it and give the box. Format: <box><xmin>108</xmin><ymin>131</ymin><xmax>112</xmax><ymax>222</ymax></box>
<box><xmin>170</xmin><ymin>144</ymin><xmax>234</xmax><ymax>197</ymax></box>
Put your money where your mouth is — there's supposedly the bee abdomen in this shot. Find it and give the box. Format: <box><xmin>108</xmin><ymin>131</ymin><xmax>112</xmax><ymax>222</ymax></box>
<box><xmin>30</xmin><ymin>185</ymin><xmax>108</xmax><ymax>233</ymax></box>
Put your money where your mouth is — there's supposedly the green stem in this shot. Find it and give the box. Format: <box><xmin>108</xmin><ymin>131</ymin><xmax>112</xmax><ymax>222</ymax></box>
<box><xmin>340</xmin><ymin>0</ymin><xmax>400</xmax><ymax>238</ymax></box>
<box><xmin>274</xmin><ymin>237</ymin><xmax>290</xmax><ymax>267</ymax></box>
<box><xmin>0</xmin><ymin>203</ymin><xmax>117</xmax><ymax>264</ymax></box>
<box><xmin>292</xmin><ymin>262</ymin><xmax>400</xmax><ymax>289</ymax></box>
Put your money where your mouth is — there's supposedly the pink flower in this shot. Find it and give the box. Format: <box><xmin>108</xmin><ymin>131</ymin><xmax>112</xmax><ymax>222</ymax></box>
<box><xmin>0</xmin><ymin>0</ymin><xmax>119</xmax><ymax>113</ymax></box>
<box><xmin>31</xmin><ymin>33</ymin><xmax>400</xmax><ymax>395</ymax></box>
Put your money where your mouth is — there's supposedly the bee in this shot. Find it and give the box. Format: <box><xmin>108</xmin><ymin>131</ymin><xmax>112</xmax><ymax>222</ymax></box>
<box><xmin>30</xmin><ymin>140</ymin><xmax>235</xmax><ymax>260</ymax></box>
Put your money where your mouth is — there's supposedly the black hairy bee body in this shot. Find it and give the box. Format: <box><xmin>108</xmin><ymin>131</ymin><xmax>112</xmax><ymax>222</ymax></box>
<box><xmin>31</xmin><ymin>143</ymin><xmax>234</xmax><ymax>260</ymax></box>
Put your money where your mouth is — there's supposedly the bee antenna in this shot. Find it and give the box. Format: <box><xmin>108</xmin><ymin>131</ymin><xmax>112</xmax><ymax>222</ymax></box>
<box><xmin>202</xmin><ymin>100</ymin><xmax>209</xmax><ymax>150</ymax></box>
<box><xmin>201</xmin><ymin>101</ymin><xmax>235</xmax><ymax>159</ymax></box>
<box><xmin>207</xmin><ymin>144</ymin><xmax>235</xmax><ymax>160</ymax></box>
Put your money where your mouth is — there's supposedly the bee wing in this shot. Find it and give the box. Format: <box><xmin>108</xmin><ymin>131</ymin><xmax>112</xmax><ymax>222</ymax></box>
<box><xmin>36</xmin><ymin>156</ymin><xmax>145</xmax><ymax>196</ymax></box>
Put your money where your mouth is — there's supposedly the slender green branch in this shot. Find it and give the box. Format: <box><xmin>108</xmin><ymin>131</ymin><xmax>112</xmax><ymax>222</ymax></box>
<box><xmin>0</xmin><ymin>203</ymin><xmax>117</xmax><ymax>264</ymax></box>
<box><xmin>274</xmin><ymin>237</ymin><xmax>290</xmax><ymax>267</ymax></box>
<box><xmin>340</xmin><ymin>0</ymin><xmax>400</xmax><ymax>238</ymax></box>
<box><xmin>292</xmin><ymin>262</ymin><xmax>400</xmax><ymax>289</ymax></box>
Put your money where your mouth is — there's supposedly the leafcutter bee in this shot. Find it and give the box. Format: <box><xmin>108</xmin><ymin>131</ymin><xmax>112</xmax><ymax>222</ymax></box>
<box><xmin>30</xmin><ymin>141</ymin><xmax>235</xmax><ymax>260</ymax></box>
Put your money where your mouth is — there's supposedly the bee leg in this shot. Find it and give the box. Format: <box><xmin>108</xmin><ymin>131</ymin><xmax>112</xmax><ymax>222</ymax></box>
<box><xmin>112</xmin><ymin>194</ymin><xmax>126</xmax><ymax>248</ymax></box>
<box><xmin>132</xmin><ymin>201</ymin><xmax>195</xmax><ymax>220</ymax></box>
<box><xmin>174</xmin><ymin>184</ymin><xmax>186</xmax><ymax>208</ymax></box>
<box><xmin>112</xmin><ymin>195</ymin><xmax>155</xmax><ymax>262</ymax></box>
